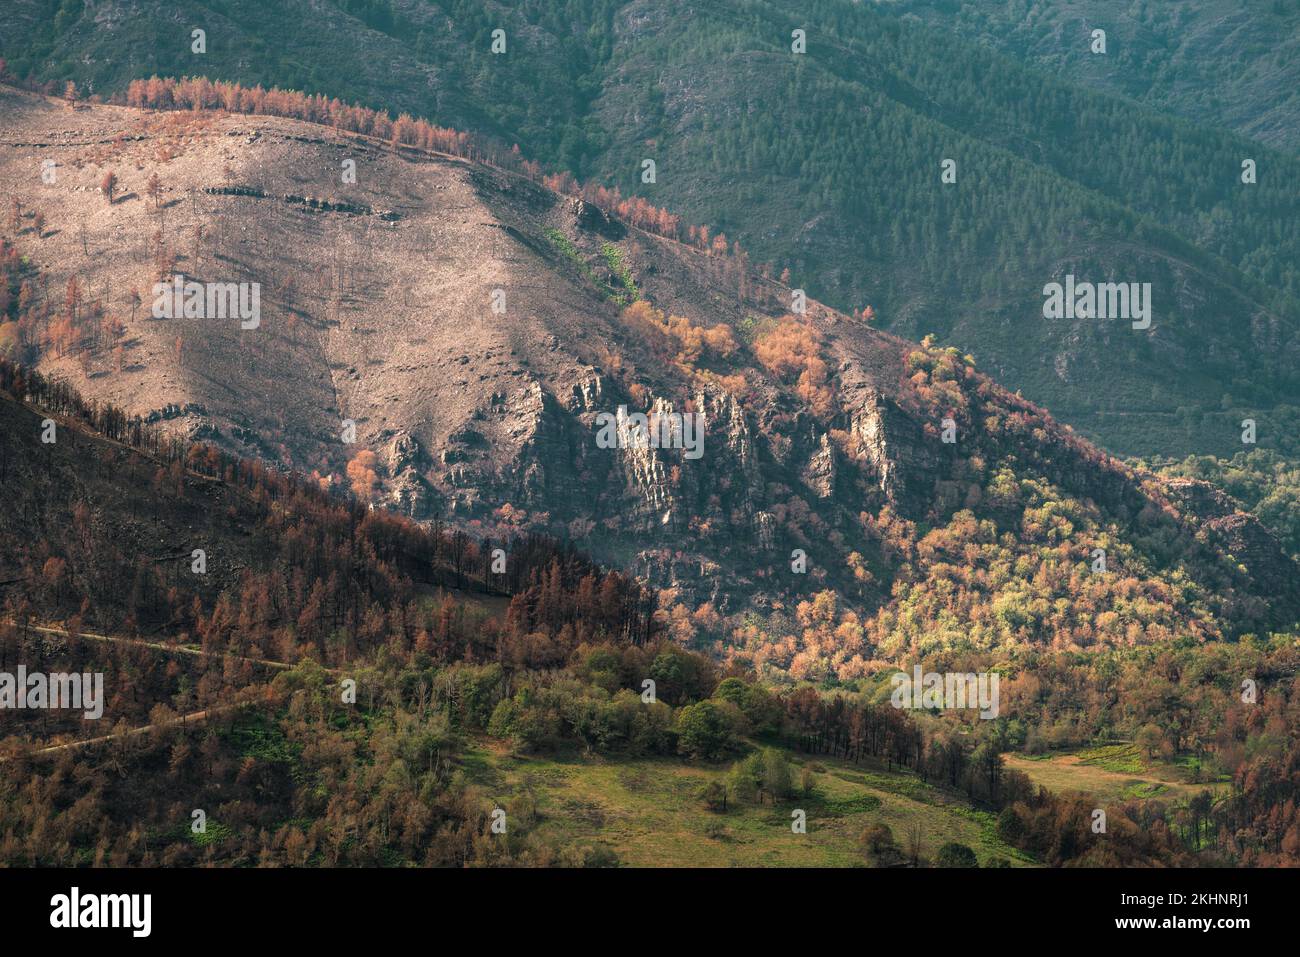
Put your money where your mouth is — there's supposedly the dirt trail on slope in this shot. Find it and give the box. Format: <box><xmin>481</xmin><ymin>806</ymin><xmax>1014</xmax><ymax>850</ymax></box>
<box><xmin>0</xmin><ymin>620</ymin><xmax>334</xmax><ymax>761</ymax></box>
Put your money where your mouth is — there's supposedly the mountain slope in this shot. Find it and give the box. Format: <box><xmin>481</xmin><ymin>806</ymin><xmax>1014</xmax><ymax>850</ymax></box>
<box><xmin>2</xmin><ymin>85</ymin><xmax>1296</xmax><ymax>671</ymax></box>
<box><xmin>2</xmin><ymin>328</ymin><xmax>1294</xmax><ymax>871</ymax></box>
<box><xmin>895</xmin><ymin>0</ymin><xmax>1300</xmax><ymax>153</ymax></box>
<box><xmin>1</xmin><ymin>314</ymin><xmax>1296</xmax><ymax>868</ymax></box>
<box><xmin>3</xmin><ymin>0</ymin><xmax>1299</xmax><ymax>457</ymax></box>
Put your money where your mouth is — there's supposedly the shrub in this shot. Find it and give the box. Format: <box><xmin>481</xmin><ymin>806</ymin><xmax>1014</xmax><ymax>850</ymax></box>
<box><xmin>936</xmin><ymin>842</ymin><xmax>979</xmax><ymax>867</ymax></box>
<box><xmin>859</xmin><ymin>823</ymin><xmax>902</xmax><ymax>866</ymax></box>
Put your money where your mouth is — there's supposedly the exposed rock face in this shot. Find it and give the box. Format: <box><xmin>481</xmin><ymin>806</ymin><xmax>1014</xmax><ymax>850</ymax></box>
<box><xmin>566</xmin><ymin>197</ymin><xmax>624</xmax><ymax>239</ymax></box>
<box><xmin>1166</xmin><ymin>478</ymin><xmax>1300</xmax><ymax>610</ymax></box>
<box><xmin>697</xmin><ymin>387</ymin><xmax>760</xmax><ymax>488</ymax></box>
<box><xmin>6</xmin><ymin>88</ymin><xmax>1296</xmax><ymax>637</ymax></box>
<box><xmin>487</xmin><ymin>383</ymin><xmax>758</xmax><ymax>543</ymax></box>
<box><xmin>389</xmin><ymin>471</ymin><xmax>434</xmax><ymax>516</ymax></box>
<box><xmin>803</xmin><ymin>433</ymin><xmax>837</xmax><ymax>499</ymax></box>
<box><xmin>568</xmin><ymin>369</ymin><xmax>604</xmax><ymax>412</ymax></box>
<box><xmin>848</xmin><ymin>387</ymin><xmax>948</xmax><ymax>516</ymax></box>
<box><xmin>851</xmin><ymin>388</ymin><xmax>900</xmax><ymax>504</ymax></box>
<box><xmin>381</xmin><ymin>429</ymin><xmax>433</xmax><ymax>516</ymax></box>
<box><xmin>383</xmin><ymin>429</ymin><xmax>423</xmax><ymax>474</ymax></box>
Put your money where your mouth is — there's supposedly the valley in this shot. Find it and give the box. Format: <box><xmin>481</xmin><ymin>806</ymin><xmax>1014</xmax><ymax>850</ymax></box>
<box><xmin>0</xmin><ymin>1</ymin><xmax>1298</xmax><ymax>882</ymax></box>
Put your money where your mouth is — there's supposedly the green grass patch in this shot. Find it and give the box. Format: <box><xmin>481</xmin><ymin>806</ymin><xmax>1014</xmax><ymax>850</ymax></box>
<box><xmin>544</xmin><ymin>229</ymin><xmax>637</xmax><ymax>305</ymax></box>
<box><xmin>1121</xmin><ymin>781</ymin><xmax>1170</xmax><ymax>800</ymax></box>
<box><xmin>189</xmin><ymin>820</ymin><xmax>233</xmax><ymax>848</ymax></box>
<box><xmin>601</xmin><ymin>242</ymin><xmax>640</xmax><ymax>305</ymax></box>
<box><xmin>1074</xmin><ymin>743</ymin><xmax>1144</xmax><ymax>774</ymax></box>
<box><xmin>225</xmin><ymin>714</ymin><xmax>301</xmax><ymax>765</ymax></box>
<box><xmin>466</xmin><ymin>742</ymin><xmax>1033</xmax><ymax>867</ymax></box>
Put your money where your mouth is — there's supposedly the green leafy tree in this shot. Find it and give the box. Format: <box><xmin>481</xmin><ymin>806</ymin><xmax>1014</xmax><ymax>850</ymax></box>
<box><xmin>936</xmin><ymin>842</ymin><xmax>979</xmax><ymax>868</ymax></box>
<box><xmin>675</xmin><ymin>701</ymin><xmax>736</xmax><ymax>761</ymax></box>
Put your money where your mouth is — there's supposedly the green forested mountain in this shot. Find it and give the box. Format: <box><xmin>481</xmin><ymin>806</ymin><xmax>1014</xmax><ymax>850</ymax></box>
<box><xmin>5</xmin><ymin>0</ymin><xmax>1299</xmax><ymax>458</ymax></box>
<box><xmin>5</xmin><ymin>2</ymin><xmax>1300</xmax><ymax>876</ymax></box>
<box><xmin>893</xmin><ymin>0</ymin><xmax>1300</xmax><ymax>153</ymax></box>
<box><xmin>1153</xmin><ymin>449</ymin><xmax>1300</xmax><ymax>559</ymax></box>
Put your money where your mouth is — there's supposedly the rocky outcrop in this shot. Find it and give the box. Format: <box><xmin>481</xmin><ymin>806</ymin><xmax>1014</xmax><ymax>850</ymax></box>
<box><xmin>568</xmin><ymin>368</ymin><xmax>605</xmax><ymax>412</ymax></box>
<box><xmin>381</xmin><ymin>429</ymin><xmax>434</xmax><ymax>517</ymax></box>
<box><xmin>694</xmin><ymin>386</ymin><xmax>759</xmax><ymax>487</ymax></box>
<box><xmin>848</xmin><ymin>388</ymin><xmax>947</xmax><ymax>517</ymax></box>
<box><xmin>1166</xmin><ymin>478</ymin><xmax>1300</xmax><ymax>614</ymax></box>
<box><xmin>803</xmin><ymin>433</ymin><xmax>837</xmax><ymax>499</ymax></box>
<box><xmin>566</xmin><ymin>197</ymin><xmax>625</xmax><ymax>239</ymax></box>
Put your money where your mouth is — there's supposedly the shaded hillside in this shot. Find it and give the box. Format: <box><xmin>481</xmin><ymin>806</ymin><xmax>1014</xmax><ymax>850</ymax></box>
<box><xmin>3</xmin><ymin>0</ymin><xmax>1300</xmax><ymax>457</ymax></box>
<box><xmin>0</xmin><ymin>356</ymin><xmax>656</xmax><ymax>667</ymax></box>
<box><xmin>1153</xmin><ymin>449</ymin><xmax>1300</xmax><ymax>561</ymax></box>
<box><xmin>4</xmin><ymin>1</ymin><xmax>1300</xmax><ymax>878</ymax></box>
<box><xmin>0</xmin><ymin>360</ymin><xmax>1059</xmax><ymax>869</ymax></box>
<box><xmin>897</xmin><ymin>0</ymin><xmax>1300</xmax><ymax>153</ymax></box>
<box><xmin>1</xmin><ymin>87</ymin><xmax>1297</xmax><ymax>665</ymax></box>
<box><xmin>3</xmin><ymin>361</ymin><xmax>1299</xmax><ymax>868</ymax></box>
